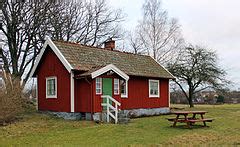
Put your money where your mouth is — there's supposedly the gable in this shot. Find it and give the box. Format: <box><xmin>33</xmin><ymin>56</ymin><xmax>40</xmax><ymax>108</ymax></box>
<box><xmin>33</xmin><ymin>47</ymin><xmax>69</xmax><ymax>76</ymax></box>
<box><xmin>30</xmin><ymin>37</ymin><xmax>73</xmax><ymax>77</ymax></box>
<box><xmin>91</xmin><ymin>64</ymin><xmax>129</xmax><ymax>81</ymax></box>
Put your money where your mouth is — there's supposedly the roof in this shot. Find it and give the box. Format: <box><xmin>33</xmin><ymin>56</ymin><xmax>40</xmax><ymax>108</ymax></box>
<box><xmin>52</xmin><ymin>41</ymin><xmax>174</xmax><ymax>79</ymax></box>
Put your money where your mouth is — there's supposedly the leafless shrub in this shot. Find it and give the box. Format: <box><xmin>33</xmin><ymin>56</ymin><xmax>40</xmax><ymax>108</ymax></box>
<box><xmin>0</xmin><ymin>85</ymin><xmax>27</xmax><ymax>125</ymax></box>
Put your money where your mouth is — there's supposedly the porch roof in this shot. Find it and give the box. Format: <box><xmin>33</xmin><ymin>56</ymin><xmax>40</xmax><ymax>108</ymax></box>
<box><xmin>76</xmin><ymin>64</ymin><xmax>129</xmax><ymax>81</ymax></box>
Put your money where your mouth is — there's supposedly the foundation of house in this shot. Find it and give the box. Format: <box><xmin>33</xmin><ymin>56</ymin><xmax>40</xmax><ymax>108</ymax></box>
<box><xmin>122</xmin><ymin>107</ymin><xmax>170</xmax><ymax>118</ymax></box>
<box><xmin>92</xmin><ymin>107</ymin><xmax>170</xmax><ymax>122</ymax></box>
<box><xmin>44</xmin><ymin>111</ymin><xmax>82</xmax><ymax>120</ymax></box>
<box><xmin>41</xmin><ymin>107</ymin><xmax>170</xmax><ymax>122</ymax></box>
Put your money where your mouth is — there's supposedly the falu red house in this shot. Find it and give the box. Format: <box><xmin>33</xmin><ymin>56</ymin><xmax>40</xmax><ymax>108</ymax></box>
<box><xmin>30</xmin><ymin>37</ymin><xmax>175</xmax><ymax>122</ymax></box>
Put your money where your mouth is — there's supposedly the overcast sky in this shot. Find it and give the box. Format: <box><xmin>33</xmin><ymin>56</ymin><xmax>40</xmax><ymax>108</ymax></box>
<box><xmin>110</xmin><ymin>0</ymin><xmax>240</xmax><ymax>90</ymax></box>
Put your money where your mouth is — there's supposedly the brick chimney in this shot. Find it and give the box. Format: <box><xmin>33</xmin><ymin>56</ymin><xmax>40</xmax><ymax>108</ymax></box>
<box><xmin>104</xmin><ymin>39</ymin><xmax>115</xmax><ymax>51</ymax></box>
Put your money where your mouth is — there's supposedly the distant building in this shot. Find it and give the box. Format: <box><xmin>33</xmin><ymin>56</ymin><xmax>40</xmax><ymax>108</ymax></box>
<box><xmin>200</xmin><ymin>91</ymin><xmax>218</xmax><ymax>98</ymax></box>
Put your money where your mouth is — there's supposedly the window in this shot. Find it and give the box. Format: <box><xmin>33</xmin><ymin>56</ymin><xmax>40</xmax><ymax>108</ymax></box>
<box><xmin>149</xmin><ymin>79</ymin><xmax>159</xmax><ymax>98</ymax></box>
<box><xmin>46</xmin><ymin>77</ymin><xmax>57</xmax><ymax>98</ymax></box>
<box><xmin>120</xmin><ymin>79</ymin><xmax>128</xmax><ymax>98</ymax></box>
<box><xmin>114</xmin><ymin>79</ymin><xmax>119</xmax><ymax>95</ymax></box>
<box><xmin>96</xmin><ymin>78</ymin><xmax>102</xmax><ymax>94</ymax></box>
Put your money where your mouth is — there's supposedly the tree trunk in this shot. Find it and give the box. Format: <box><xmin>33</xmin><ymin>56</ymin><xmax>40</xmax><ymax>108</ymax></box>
<box><xmin>188</xmin><ymin>98</ymin><xmax>194</xmax><ymax>108</ymax></box>
<box><xmin>3</xmin><ymin>71</ymin><xmax>23</xmax><ymax>93</ymax></box>
<box><xmin>11</xmin><ymin>75</ymin><xmax>22</xmax><ymax>89</ymax></box>
<box><xmin>188</xmin><ymin>89</ymin><xmax>194</xmax><ymax>107</ymax></box>
<box><xmin>2</xmin><ymin>68</ymin><xmax>12</xmax><ymax>91</ymax></box>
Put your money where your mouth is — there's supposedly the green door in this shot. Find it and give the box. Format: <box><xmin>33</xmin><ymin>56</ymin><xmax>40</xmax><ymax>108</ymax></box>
<box><xmin>102</xmin><ymin>78</ymin><xmax>112</xmax><ymax>110</ymax></box>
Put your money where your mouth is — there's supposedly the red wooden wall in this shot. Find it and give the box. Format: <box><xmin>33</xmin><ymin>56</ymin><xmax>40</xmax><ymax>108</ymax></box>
<box><xmin>74</xmin><ymin>78</ymin><xmax>92</xmax><ymax>112</ymax></box>
<box><xmin>90</xmin><ymin>75</ymin><xmax>169</xmax><ymax>113</ymax></box>
<box><xmin>36</xmin><ymin>47</ymin><xmax>71</xmax><ymax>112</ymax></box>
<box><xmin>121</xmin><ymin>77</ymin><xmax>169</xmax><ymax>110</ymax></box>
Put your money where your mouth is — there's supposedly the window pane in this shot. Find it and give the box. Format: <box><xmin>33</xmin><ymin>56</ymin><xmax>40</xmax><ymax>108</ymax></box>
<box><xmin>96</xmin><ymin>89</ymin><xmax>100</xmax><ymax>94</ymax></box>
<box><xmin>96</xmin><ymin>78</ymin><xmax>102</xmax><ymax>94</ymax></box>
<box><xmin>47</xmin><ymin>78</ymin><xmax>56</xmax><ymax>97</ymax></box>
<box><xmin>96</xmin><ymin>78</ymin><xmax>100</xmax><ymax>83</ymax></box>
<box><xmin>150</xmin><ymin>80</ymin><xmax>159</xmax><ymax>96</ymax></box>
<box><xmin>114</xmin><ymin>89</ymin><xmax>118</xmax><ymax>94</ymax></box>
<box><xmin>114</xmin><ymin>79</ymin><xmax>119</xmax><ymax>94</ymax></box>
<box><xmin>52</xmin><ymin>80</ymin><xmax>55</xmax><ymax>95</ymax></box>
<box><xmin>47</xmin><ymin>80</ymin><xmax>50</xmax><ymax>95</ymax></box>
<box><xmin>120</xmin><ymin>80</ymin><xmax>126</xmax><ymax>95</ymax></box>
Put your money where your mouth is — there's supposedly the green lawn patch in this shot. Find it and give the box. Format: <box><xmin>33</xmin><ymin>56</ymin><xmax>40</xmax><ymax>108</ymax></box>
<box><xmin>0</xmin><ymin>104</ymin><xmax>240</xmax><ymax>146</ymax></box>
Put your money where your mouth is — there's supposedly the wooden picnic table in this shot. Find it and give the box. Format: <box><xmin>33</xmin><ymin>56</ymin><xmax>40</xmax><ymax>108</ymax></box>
<box><xmin>168</xmin><ymin>111</ymin><xmax>213</xmax><ymax>128</ymax></box>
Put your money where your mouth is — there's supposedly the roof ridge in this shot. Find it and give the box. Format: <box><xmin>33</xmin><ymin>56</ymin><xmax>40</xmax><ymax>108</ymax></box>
<box><xmin>52</xmin><ymin>40</ymin><xmax>150</xmax><ymax>57</ymax></box>
<box><xmin>52</xmin><ymin>39</ymin><xmax>174</xmax><ymax>79</ymax></box>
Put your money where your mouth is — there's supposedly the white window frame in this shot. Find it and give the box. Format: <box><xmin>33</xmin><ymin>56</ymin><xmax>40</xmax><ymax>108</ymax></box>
<box><xmin>120</xmin><ymin>80</ymin><xmax>128</xmax><ymax>98</ymax></box>
<box><xmin>96</xmin><ymin>78</ymin><xmax>102</xmax><ymax>95</ymax></box>
<box><xmin>46</xmin><ymin>76</ymin><xmax>57</xmax><ymax>98</ymax></box>
<box><xmin>114</xmin><ymin>78</ymin><xmax>120</xmax><ymax>95</ymax></box>
<box><xmin>149</xmin><ymin>79</ymin><xmax>160</xmax><ymax>98</ymax></box>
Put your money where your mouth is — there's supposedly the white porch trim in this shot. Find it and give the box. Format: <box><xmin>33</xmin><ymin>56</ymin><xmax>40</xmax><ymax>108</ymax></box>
<box><xmin>91</xmin><ymin>64</ymin><xmax>129</xmax><ymax>81</ymax></box>
<box><xmin>29</xmin><ymin>36</ymin><xmax>73</xmax><ymax>78</ymax></box>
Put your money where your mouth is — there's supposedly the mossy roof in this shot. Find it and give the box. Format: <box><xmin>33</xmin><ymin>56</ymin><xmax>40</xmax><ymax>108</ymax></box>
<box><xmin>53</xmin><ymin>41</ymin><xmax>174</xmax><ymax>79</ymax></box>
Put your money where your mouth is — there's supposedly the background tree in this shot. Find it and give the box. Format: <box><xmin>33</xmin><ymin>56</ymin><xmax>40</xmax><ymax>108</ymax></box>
<box><xmin>0</xmin><ymin>0</ymin><xmax>124</xmax><ymax>91</ymax></box>
<box><xmin>167</xmin><ymin>45</ymin><xmax>228</xmax><ymax>107</ymax></box>
<box><xmin>128</xmin><ymin>30</ymin><xmax>146</xmax><ymax>54</ymax></box>
<box><xmin>129</xmin><ymin>0</ymin><xmax>184</xmax><ymax>65</ymax></box>
<box><xmin>0</xmin><ymin>1</ymin><xmax>50</xmax><ymax>90</ymax></box>
<box><xmin>47</xmin><ymin>0</ymin><xmax>124</xmax><ymax>46</ymax></box>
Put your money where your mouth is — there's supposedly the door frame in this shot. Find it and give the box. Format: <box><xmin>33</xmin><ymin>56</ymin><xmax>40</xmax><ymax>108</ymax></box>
<box><xmin>102</xmin><ymin>78</ymin><xmax>113</xmax><ymax>109</ymax></box>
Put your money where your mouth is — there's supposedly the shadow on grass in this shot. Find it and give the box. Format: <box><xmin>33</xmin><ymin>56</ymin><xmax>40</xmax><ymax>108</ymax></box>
<box><xmin>166</xmin><ymin>124</ymin><xmax>212</xmax><ymax>130</ymax></box>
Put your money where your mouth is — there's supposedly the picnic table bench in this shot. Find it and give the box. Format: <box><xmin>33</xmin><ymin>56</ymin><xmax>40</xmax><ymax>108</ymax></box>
<box><xmin>167</xmin><ymin>111</ymin><xmax>214</xmax><ymax>128</ymax></box>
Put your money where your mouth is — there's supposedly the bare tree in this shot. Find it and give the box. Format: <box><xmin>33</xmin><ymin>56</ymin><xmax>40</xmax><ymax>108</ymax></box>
<box><xmin>0</xmin><ymin>0</ymin><xmax>124</xmax><ymax>91</ymax></box>
<box><xmin>128</xmin><ymin>30</ymin><xmax>147</xmax><ymax>55</ymax></box>
<box><xmin>130</xmin><ymin>0</ymin><xmax>184</xmax><ymax>65</ymax></box>
<box><xmin>48</xmin><ymin>0</ymin><xmax>124</xmax><ymax>46</ymax></box>
<box><xmin>167</xmin><ymin>45</ymin><xmax>229</xmax><ymax>107</ymax></box>
<box><xmin>0</xmin><ymin>1</ymin><xmax>50</xmax><ymax>90</ymax></box>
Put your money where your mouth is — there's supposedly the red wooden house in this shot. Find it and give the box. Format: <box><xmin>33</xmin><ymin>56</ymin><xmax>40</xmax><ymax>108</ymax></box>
<box><xmin>30</xmin><ymin>37</ymin><xmax>174</xmax><ymax>122</ymax></box>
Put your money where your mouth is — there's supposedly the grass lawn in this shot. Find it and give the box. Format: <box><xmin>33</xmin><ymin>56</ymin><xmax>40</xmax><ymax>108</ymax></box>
<box><xmin>0</xmin><ymin>104</ymin><xmax>240</xmax><ymax>146</ymax></box>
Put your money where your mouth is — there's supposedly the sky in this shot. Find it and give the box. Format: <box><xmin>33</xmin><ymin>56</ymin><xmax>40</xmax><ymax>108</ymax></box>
<box><xmin>110</xmin><ymin>0</ymin><xmax>240</xmax><ymax>90</ymax></box>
